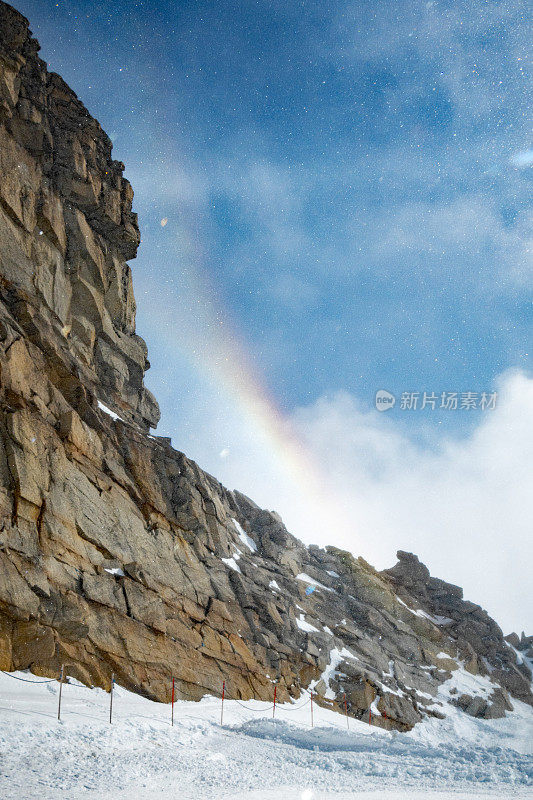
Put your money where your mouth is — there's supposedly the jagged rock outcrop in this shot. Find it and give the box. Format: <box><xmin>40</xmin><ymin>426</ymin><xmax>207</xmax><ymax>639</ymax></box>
<box><xmin>505</xmin><ymin>631</ymin><xmax>533</xmax><ymax>658</ymax></box>
<box><xmin>0</xmin><ymin>0</ymin><xmax>531</xmax><ymax>731</ymax></box>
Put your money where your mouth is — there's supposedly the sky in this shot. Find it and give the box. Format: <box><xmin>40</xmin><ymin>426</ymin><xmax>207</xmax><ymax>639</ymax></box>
<box><xmin>16</xmin><ymin>0</ymin><xmax>532</xmax><ymax>632</ymax></box>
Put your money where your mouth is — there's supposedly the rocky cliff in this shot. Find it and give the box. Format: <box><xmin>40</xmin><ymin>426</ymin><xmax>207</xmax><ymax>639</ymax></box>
<box><xmin>0</xmin><ymin>0</ymin><xmax>531</xmax><ymax>731</ymax></box>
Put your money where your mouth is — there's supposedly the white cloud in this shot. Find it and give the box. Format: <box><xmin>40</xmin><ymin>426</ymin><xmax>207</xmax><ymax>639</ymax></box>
<box><xmin>328</xmin><ymin>0</ymin><xmax>529</xmax><ymax>130</ymax></box>
<box><xmin>128</xmin><ymin>159</ymin><xmax>209</xmax><ymax>210</ymax></box>
<box><xmin>342</xmin><ymin>194</ymin><xmax>532</xmax><ymax>291</ymax></box>
<box><xmin>288</xmin><ymin>370</ymin><xmax>533</xmax><ymax>634</ymax></box>
<box><xmin>511</xmin><ymin>151</ymin><xmax>533</xmax><ymax>169</ymax></box>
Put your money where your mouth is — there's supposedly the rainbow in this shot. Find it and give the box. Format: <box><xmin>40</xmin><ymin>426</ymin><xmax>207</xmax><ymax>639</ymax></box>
<box><xmin>141</xmin><ymin>218</ymin><xmax>360</xmax><ymax>549</ymax></box>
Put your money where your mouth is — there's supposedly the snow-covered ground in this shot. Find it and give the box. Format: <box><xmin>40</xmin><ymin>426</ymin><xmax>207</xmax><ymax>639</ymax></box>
<box><xmin>0</xmin><ymin>670</ymin><xmax>531</xmax><ymax>799</ymax></box>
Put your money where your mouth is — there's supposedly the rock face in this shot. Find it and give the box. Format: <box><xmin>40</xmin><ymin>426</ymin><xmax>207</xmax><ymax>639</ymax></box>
<box><xmin>0</xmin><ymin>1</ymin><xmax>159</xmax><ymax>431</ymax></box>
<box><xmin>0</xmin><ymin>0</ymin><xmax>531</xmax><ymax>731</ymax></box>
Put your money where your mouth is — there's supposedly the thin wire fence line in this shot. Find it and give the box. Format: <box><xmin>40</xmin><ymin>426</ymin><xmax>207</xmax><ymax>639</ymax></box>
<box><xmin>1</xmin><ymin>671</ymin><xmax>348</xmax><ymax>728</ymax></box>
<box><xmin>1</xmin><ymin>669</ymin><xmax>317</xmax><ymax>708</ymax></box>
<box><xmin>277</xmin><ymin>697</ymin><xmax>312</xmax><ymax>711</ymax></box>
<box><xmin>234</xmin><ymin>699</ymin><xmax>275</xmax><ymax>712</ymax></box>
<box><xmin>1</xmin><ymin>670</ymin><xmax>316</xmax><ymax>709</ymax></box>
<box><xmin>63</xmin><ymin>679</ymin><xmax>96</xmax><ymax>691</ymax></box>
<box><xmin>162</xmin><ymin>686</ymin><xmax>313</xmax><ymax>714</ymax></box>
<box><xmin>1</xmin><ymin>670</ymin><xmax>56</xmax><ymax>684</ymax></box>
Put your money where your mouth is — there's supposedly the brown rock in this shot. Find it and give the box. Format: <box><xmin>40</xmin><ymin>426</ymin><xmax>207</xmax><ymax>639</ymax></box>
<box><xmin>12</xmin><ymin>620</ymin><xmax>55</xmax><ymax>668</ymax></box>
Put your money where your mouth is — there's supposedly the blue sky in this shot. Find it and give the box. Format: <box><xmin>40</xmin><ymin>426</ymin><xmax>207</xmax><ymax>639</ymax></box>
<box><xmin>21</xmin><ymin>0</ymin><xmax>531</xmax><ymax>417</ymax></box>
<box><xmin>16</xmin><ymin>0</ymin><xmax>532</xmax><ymax>629</ymax></box>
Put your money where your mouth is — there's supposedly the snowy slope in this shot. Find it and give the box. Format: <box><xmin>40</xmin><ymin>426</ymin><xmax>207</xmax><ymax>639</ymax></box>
<box><xmin>0</xmin><ymin>670</ymin><xmax>531</xmax><ymax>799</ymax></box>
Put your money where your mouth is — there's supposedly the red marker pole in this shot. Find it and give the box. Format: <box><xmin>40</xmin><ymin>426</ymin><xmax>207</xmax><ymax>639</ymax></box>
<box><xmin>272</xmin><ymin>684</ymin><xmax>277</xmax><ymax>719</ymax></box>
<box><xmin>310</xmin><ymin>691</ymin><xmax>314</xmax><ymax>728</ymax></box>
<box><xmin>171</xmin><ymin>676</ymin><xmax>175</xmax><ymax>727</ymax></box>
<box><xmin>368</xmin><ymin>708</ymin><xmax>372</xmax><ymax>726</ymax></box>
<box><xmin>344</xmin><ymin>693</ymin><xmax>349</xmax><ymax>730</ymax></box>
<box><xmin>57</xmin><ymin>664</ymin><xmax>64</xmax><ymax>721</ymax></box>
<box><xmin>220</xmin><ymin>680</ymin><xmax>225</xmax><ymax>726</ymax></box>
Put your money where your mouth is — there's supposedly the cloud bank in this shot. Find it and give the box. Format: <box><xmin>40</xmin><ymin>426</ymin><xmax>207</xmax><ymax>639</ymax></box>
<box><xmin>289</xmin><ymin>370</ymin><xmax>532</xmax><ymax>633</ymax></box>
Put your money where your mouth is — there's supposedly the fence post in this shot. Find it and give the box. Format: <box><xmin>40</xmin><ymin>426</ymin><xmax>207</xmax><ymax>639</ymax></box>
<box><xmin>344</xmin><ymin>692</ymin><xmax>349</xmax><ymax>730</ymax></box>
<box><xmin>57</xmin><ymin>664</ymin><xmax>64</xmax><ymax>721</ymax></box>
<box><xmin>220</xmin><ymin>680</ymin><xmax>225</xmax><ymax>726</ymax></box>
<box><xmin>109</xmin><ymin>672</ymin><xmax>114</xmax><ymax>725</ymax></box>
<box><xmin>310</xmin><ymin>690</ymin><xmax>314</xmax><ymax>728</ymax></box>
<box><xmin>272</xmin><ymin>684</ymin><xmax>277</xmax><ymax>719</ymax></box>
<box><xmin>171</xmin><ymin>676</ymin><xmax>175</xmax><ymax>727</ymax></box>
